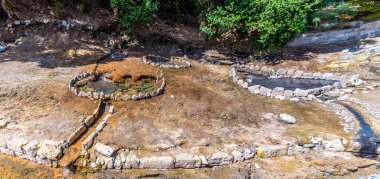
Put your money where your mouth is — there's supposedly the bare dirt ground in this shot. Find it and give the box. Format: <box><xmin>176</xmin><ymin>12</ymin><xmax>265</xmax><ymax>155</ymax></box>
<box><xmin>0</xmin><ymin>12</ymin><xmax>379</xmax><ymax>178</ymax></box>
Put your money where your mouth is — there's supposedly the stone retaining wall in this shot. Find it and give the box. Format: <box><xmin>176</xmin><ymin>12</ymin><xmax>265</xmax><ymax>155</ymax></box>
<box><xmin>85</xmin><ymin>136</ymin><xmax>351</xmax><ymax>170</ymax></box>
<box><xmin>69</xmin><ymin>72</ymin><xmax>166</xmax><ymax>101</ymax></box>
<box><xmin>143</xmin><ymin>55</ymin><xmax>192</xmax><ymax>69</ymax></box>
<box><xmin>230</xmin><ymin>64</ymin><xmax>362</xmax><ymax>101</ymax></box>
<box><xmin>0</xmin><ymin>101</ymin><xmax>104</xmax><ymax>167</ymax></box>
<box><xmin>288</xmin><ymin>20</ymin><xmax>380</xmax><ymax>46</ymax></box>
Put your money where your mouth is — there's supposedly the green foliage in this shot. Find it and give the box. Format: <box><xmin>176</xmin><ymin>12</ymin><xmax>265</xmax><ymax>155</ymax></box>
<box><xmin>111</xmin><ymin>0</ymin><xmax>159</xmax><ymax>30</ymax></box>
<box><xmin>348</xmin><ymin>0</ymin><xmax>380</xmax><ymax>21</ymax></box>
<box><xmin>311</xmin><ymin>0</ymin><xmax>357</xmax><ymax>27</ymax></box>
<box><xmin>200</xmin><ymin>0</ymin><xmax>318</xmax><ymax>49</ymax></box>
<box><xmin>54</xmin><ymin>2</ymin><xmax>63</xmax><ymax>18</ymax></box>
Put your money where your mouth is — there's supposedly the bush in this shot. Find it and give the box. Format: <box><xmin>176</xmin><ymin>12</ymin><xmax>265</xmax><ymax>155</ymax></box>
<box><xmin>200</xmin><ymin>0</ymin><xmax>360</xmax><ymax>49</ymax></box>
<box><xmin>111</xmin><ymin>0</ymin><xmax>159</xmax><ymax>30</ymax></box>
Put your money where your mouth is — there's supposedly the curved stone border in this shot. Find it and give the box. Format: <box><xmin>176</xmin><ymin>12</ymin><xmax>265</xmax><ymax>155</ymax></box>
<box><xmin>143</xmin><ymin>55</ymin><xmax>192</xmax><ymax>69</ymax></box>
<box><xmin>69</xmin><ymin>72</ymin><xmax>166</xmax><ymax>101</ymax></box>
<box><xmin>230</xmin><ymin>64</ymin><xmax>362</xmax><ymax>101</ymax></box>
<box><xmin>6</xmin><ymin>18</ymin><xmax>98</xmax><ymax>31</ymax></box>
<box><xmin>347</xmin><ymin>98</ymin><xmax>380</xmax><ymax>121</ymax></box>
<box><xmin>319</xmin><ymin>101</ymin><xmax>356</xmax><ymax>133</ymax></box>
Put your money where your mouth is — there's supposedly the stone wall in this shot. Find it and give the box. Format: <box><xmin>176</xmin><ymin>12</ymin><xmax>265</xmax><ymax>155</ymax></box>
<box><xmin>143</xmin><ymin>55</ymin><xmax>192</xmax><ymax>69</ymax></box>
<box><xmin>69</xmin><ymin>72</ymin><xmax>166</xmax><ymax>101</ymax></box>
<box><xmin>230</xmin><ymin>64</ymin><xmax>362</xmax><ymax>101</ymax></box>
<box><xmin>288</xmin><ymin>20</ymin><xmax>380</xmax><ymax>46</ymax></box>
<box><xmin>0</xmin><ymin>101</ymin><xmax>104</xmax><ymax>167</ymax></box>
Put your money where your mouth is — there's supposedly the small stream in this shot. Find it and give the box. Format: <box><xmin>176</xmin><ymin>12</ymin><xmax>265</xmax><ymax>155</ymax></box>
<box><xmin>340</xmin><ymin>103</ymin><xmax>380</xmax><ymax>158</ymax></box>
<box><xmin>246</xmin><ymin>74</ymin><xmax>336</xmax><ymax>90</ymax></box>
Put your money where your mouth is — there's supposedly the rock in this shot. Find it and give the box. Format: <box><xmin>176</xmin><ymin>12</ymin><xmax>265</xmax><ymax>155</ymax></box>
<box><xmin>0</xmin><ymin>119</ymin><xmax>10</xmax><ymax>128</ymax></box>
<box><xmin>322</xmin><ymin>73</ymin><xmax>335</xmax><ymax>80</ymax></box>
<box><xmin>67</xmin><ymin>125</ymin><xmax>87</xmax><ymax>145</ymax></box>
<box><xmin>100</xmin><ymin>92</ymin><xmax>105</xmax><ymax>99</ymax></box>
<box><xmin>175</xmin><ymin>153</ymin><xmax>202</xmax><ymax>168</ymax></box>
<box><xmin>109</xmin><ymin>106</ymin><xmax>115</xmax><ymax>114</ymax></box>
<box><xmin>121</xmin><ymin>95</ymin><xmax>131</xmax><ymax>101</ymax></box>
<box><xmin>207</xmin><ymin>152</ymin><xmax>233</xmax><ymax>166</ymax></box>
<box><xmin>241</xmin><ymin>82</ymin><xmax>249</xmax><ymax>88</ymax></box>
<box><xmin>277</xmin><ymin>69</ymin><xmax>287</xmax><ymax>77</ymax></box>
<box><xmin>248</xmin><ymin>85</ymin><xmax>261</xmax><ymax>94</ymax></box>
<box><xmin>124</xmin><ymin>151</ymin><xmax>139</xmax><ymax>169</ymax></box>
<box><xmin>237</xmin><ymin>79</ymin><xmax>244</xmax><ymax>86</ymax></box>
<box><xmin>24</xmin><ymin>141</ymin><xmax>39</xmax><ymax>157</ymax></box>
<box><xmin>139</xmin><ymin>156</ymin><xmax>175</xmax><ymax>169</ymax></box>
<box><xmin>256</xmin><ymin>145</ymin><xmax>288</xmax><ymax>158</ymax></box>
<box><xmin>95</xmin><ymin>121</ymin><xmax>107</xmax><ymax>133</ymax></box>
<box><xmin>287</xmin><ymin>145</ymin><xmax>306</xmax><ymax>155</ymax></box>
<box><xmin>84</xmin><ymin>115</ymin><xmax>95</xmax><ymax>127</ymax></box>
<box><xmin>323</xmin><ymin>139</ymin><xmax>345</xmax><ymax>152</ymax></box>
<box><xmin>294</xmin><ymin>88</ymin><xmax>308</xmax><ymax>97</ymax></box>
<box><xmin>199</xmin><ymin>155</ymin><xmax>208</xmax><ymax>167</ymax></box>
<box><xmin>94</xmin><ymin>143</ymin><xmax>115</xmax><ymax>157</ymax></box>
<box><xmin>293</xmin><ymin>70</ymin><xmax>304</xmax><ymax>78</ymax></box>
<box><xmin>324</xmin><ymin>90</ymin><xmax>341</xmax><ymax>98</ymax></box>
<box><xmin>271</xmin><ymin>87</ymin><xmax>285</xmax><ymax>97</ymax></box>
<box><xmin>307</xmin><ymin>94</ymin><xmax>316</xmax><ymax>100</ymax></box>
<box><xmin>263</xmin><ymin>113</ymin><xmax>277</xmax><ymax>120</ymax></box>
<box><xmin>231</xmin><ymin>150</ymin><xmax>243</xmax><ymax>162</ymax></box>
<box><xmin>289</xmin><ymin>97</ymin><xmax>300</xmax><ymax>102</ymax></box>
<box><xmin>312</xmin><ymin>72</ymin><xmax>322</xmax><ymax>79</ymax></box>
<box><xmin>7</xmin><ymin>138</ymin><xmax>28</xmax><ymax>153</ymax></box>
<box><xmin>114</xmin><ymin>155</ymin><xmax>123</xmax><ymax>170</ymax></box>
<box><xmin>286</xmin><ymin>69</ymin><xmax>295</xmax><ymax>77</ymax></box>
<box><xmin>259</xmin><ymin>86</ymin><xmax>272</xmax><ymax>96</ymax></box>
<box><xmin>311</xmin><ymin>137</ymin><xmax>323</xmax><ymax>144</ymax></box>
<box><xmin>284</xmin><ymin>90</ymin><xmax>294</xmax><ymax>99</ymax></box>
<box><xmin>243</xmin><ymin>148</ymin><xmax>255</xmax><ymax>160</ymax></box>
<box><xmin>131</xmin><ymin>94</ymin><xmax>139</xmax><ymax>101</ymax></box>
<box><xmin>37</xmin><ymin>140</ymin><xmax>62</xmax><ymax>161</ymax></box>
<box><xmin>303</xmin><ymin>73</ymin><xmax>313</xmax><ymax>78</ymax></box>
<box><xmin>279</xmin><ymin>114</ymin><xmax>297</xmax><ymax>124</ymax></box>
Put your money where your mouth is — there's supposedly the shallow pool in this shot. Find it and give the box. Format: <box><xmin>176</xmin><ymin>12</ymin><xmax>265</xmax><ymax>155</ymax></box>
<box><xmin>247</xmin><ymin>74</ymin><xmax>337</xmax><ymax>90</ymax></box>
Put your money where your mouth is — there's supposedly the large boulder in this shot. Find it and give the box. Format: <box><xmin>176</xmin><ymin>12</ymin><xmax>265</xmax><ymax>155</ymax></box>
<box><xmin>323</xmin><ymin>139</ymin><xmax>345</xmax><ymax>152</ymax></box>
<box><xmin>271</xmin><ymin>87</ymin><xmax>285</xmax><ymax>97</ymax></box>
<box><xmin>279</xmin><ymin>114</ymin><xmax>297</xmax><ymax>124</ymax></box>
<box><xmin>259</xmin><ymin>86</ymin><xmax>272</xmax><ymax>96</ymax></box>
<box><xmin>175</xmin><ymin>153</ymin><xmax>202</xmax><ymax>168</ymax></box>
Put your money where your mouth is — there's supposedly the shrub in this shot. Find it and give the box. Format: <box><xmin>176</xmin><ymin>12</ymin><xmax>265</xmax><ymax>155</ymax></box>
<box><xmin>111</xmin><ymin>0</ymin><xmax>159</xmax><ymax>30</ymax></box>
<box><xmin>200</xmin><ymin>0</ymin><xmax>359</xmax><ymax>49</ymax></box>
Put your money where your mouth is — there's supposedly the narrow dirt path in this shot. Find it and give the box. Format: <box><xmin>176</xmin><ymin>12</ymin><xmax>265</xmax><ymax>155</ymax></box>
<box><xmin>58</xmin><ymin>101</ymin><xmax>109</xmax><ymax>167</ymax></box>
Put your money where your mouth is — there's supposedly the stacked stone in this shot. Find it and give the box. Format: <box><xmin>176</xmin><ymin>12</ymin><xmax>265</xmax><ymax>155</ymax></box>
<box><xmin>82</xmin><ymin>113</ymin><xmax>112</xmax><ymax>151</ymax></box>
<box><xmin>143</xmin><ymin>55</ymin><xmax>192</xmax><ymax>69</ymax></box>
<box><xmin>69</xmin><ymin>72</ymin><xmax>166</xmax><ymax>101</ymax></box>
<box><xmin>7</xmin><ymin>18</ymin><xmax>97</xmax><ymax>31</ymax></box>
<box><xmin>289</xmin><ymin>20</ymin><xmax>380</xmax><ymax>46</ymax></box>
<box><xmin>319</xmin><ymin>101</ymin><xmax>356</xmax><ymax>132</ymax></box>
<box><xmin>0</xmin><ymin>138</ymin><xmax>63</xmax><ymax>167</ymax></box>
<box><xmin>85</xmin><ymin>137</ymin><xmax>353</xmax><ymax>170</ymax></box>
<box><xmin>230</xmin><ymin>65</ymin><xmax>362</xmax><ymax>101</ymax></box>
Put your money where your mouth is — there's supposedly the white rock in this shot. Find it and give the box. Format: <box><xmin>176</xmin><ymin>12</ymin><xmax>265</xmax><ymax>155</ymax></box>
<box><xmin>207</xmin><ymin>152</ymin><xmax>233</xmax><ymax>166</ymax></box>
<box><xmin>175</xmin><ymin>153</ymin><xmax>202</xmax><ymax>168</ymax></box>
<box><xmin>279</xmin><ymin>114</ymin><xmax>297</xmax><ymax>124</ymax></box>
<box><xmin>139</xmin><ymin>156</ymin><xmax>175</xmax><ymax>169</ymax></box>
<box><xmin>231</xmin><ymin>150</ymin><xmax>243</xmax><ymax>162</ymax></box>
<box><xmin>256</xmin><ymin>145</ymin><xmax>288</xmax><ymax>158</ymax></box>
<box><xmin>109</xmin><ymin>106</ymin><xmax>115</xmax><ymax>114</ymax></box>
<box><xmin>263</xmin><ymin>113</ymin><xmax>277</xmax><ymax>120</ymax></box>
<box><xmin>294</xmin><ymin>88</ymin><xmax>308</xmax><ymax>97</ymax></box>
<box><xmin>125</xmin><ymin>151</ymin><xmax>139</xmax><ymax>169</ymax></box>
<box><xmin>94</xmin><ymin>143</ymin><xmax>115</xmax><ymax>157</ymax></box>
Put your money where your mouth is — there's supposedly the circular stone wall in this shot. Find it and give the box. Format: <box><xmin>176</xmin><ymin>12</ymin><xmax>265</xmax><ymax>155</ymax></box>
<box><xmin>69</xmin><ymin>72</ymin><xmax>166</xmax><ymax>101</ymax></box>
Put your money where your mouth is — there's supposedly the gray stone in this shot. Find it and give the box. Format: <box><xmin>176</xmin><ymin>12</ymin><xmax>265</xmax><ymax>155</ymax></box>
<box><xmin>93</xmin><ymin>92</ymin><xmax>99</xmax><ymax>99</ymax></box>
<box><xmin>237</xmin><ymin>79</ymin><xmax>244</xmax><ymax>85</ymax></box>
<box><xmin>131</xmin><ymin>94</ymin><xmax>139</xmax><ymax>100</ymax></box>
<box><xmin>271</xmin><ymin>87</ymin><xmax>285</xmax><ymax>97</ymax></box>
<box><xmin>293</xmin><ymin>70</ymin><xmax>304</xmax><ymax>78</ymax></box>
<box><xmin>84</xmin><ymin>115</ymin><xmax>95</xmax><ymax>127</ymax></box>
<box><xmin>248</xmin><ymin>85</ymin><xmax>260</xmax><ymax>94</ymax></box>
<box><xmin>94</xmin><ymin>143</ymin><xmax>115</xmax><ymax>157</ymax></box>
<box><xmin>207</xmin><ymin>152</ymin><xmax>233</xmax><ymax>166</ymax></box>
<box><xmin>175</xmin><ymin>153</ymin><xmax>202</xmax><ymax>168</ymax></box>
<box><xmin>286</xmin><ymin>69</ymin><xmax>295</xmax><ymax>77</ymax></box>
<box><xmin>277</xmin><ymin>69</ymin><xmax>287</xmax><ymax>76</ymax></box>
<box><xmin>294</xmin><ymin>88</ymin><xmax>308</xmax><ymax>97</ymax></box>
<box><xmin>324</xmin><ymin>90</ymin><xmax>341</xmax><ymax>98</ymax></box>
<box><xmin>139</xmin><ymin>156</ymin><xmax>175</xmax><ymax>169</ymax></box>
<box><xmin>257</xmin><ymin>145</ymin><xmax>288</xmax><ymax>158</ymax></box>
<box><xmin>67</xmin><ymin>125</ymin><xmax>87</xmax><ymax>145</ymax></box>
<box><xmin>121</xmin><ymin>95</ymin><xmax>131</xmax><ymax>101</ymax></box>
<box><xmin>303</xmin><ymin>73</ymin><xmax>313</xmax><ymax>78</ymax></box>
<box><xmin>312</xmin><ymin>72</ymin><xmax>322</xmax><ymax>79</ymax></box>
<box><xmin>114</xmin><ymin>155</ymin><xmax>123</xmax><ymax>170</ymax></box>
<box><xmin>109</xmin><ymin>106</ymin><xmax>115</xmax><ymax>114</ymax></box>
<box><xmin>199</xmin><ymin>155</ymin><xmax>208</xmax><ymax>167</ymax></box>
<box><xmin>284</xmin><ymin>90</ymin><xmax>294</xmax><ymax>99</ymax></box>
<box><xmin>243</xmin><ymin>148</ymin><xmax>255</xmax><ymax>160</ymax></box>
<box><xmin>36</xmin><ymin>140</ymin><xmax>62</xmax><ymax>161</ymax></box>
<box><xmin>231</xmin><ymin>150</ymin><xmax>243</xmax><ymax>162</ymax></box>
<box><xmin>100</xmin><ymin>92</ymin><xmax>105</xmax><ymax>99</ymax></box>
<box><xmin>323</xmin><ymin>139</ymin><xmax>345</xmax><ymax>152</ymax></box>
<box><xmin>287</xmin><ymin>145</ymin><xmax>306</xmax><ymax>155</ymax></box>
<box><xmin>259</xmin><ymin>86</ymin><xmax>272</xmax><ymax>96</ymax></box>
<box><xmin>241</xmin><ymin>82</ymin><xmax>249</xmax><ymax>88</ymax></box>
<box><xmin>263</xmin><ymin>113</ymin><xmax>277</xmax><ymax>120</ymax></box>
<box><xmin>279</xmin><ymin>113</ymin><xmax>297</xmax><ymax>124</ymax></box>
<box><xmin>322</xmin><ymin>73</ymin><xmax>335</xmax><ymax>80</ymax></box>
<box><xmin>125</xmin><ymin>151</ymin><xmax>139</xmax><ymax>169</ymax></box>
